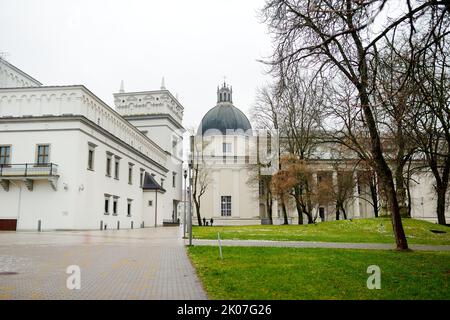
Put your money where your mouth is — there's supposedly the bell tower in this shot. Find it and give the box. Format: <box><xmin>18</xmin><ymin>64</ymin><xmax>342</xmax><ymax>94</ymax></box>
<box><xmin>217</xmin><ymin>82</ymin><xmax>233</xmax><ymax>104</ymax></box>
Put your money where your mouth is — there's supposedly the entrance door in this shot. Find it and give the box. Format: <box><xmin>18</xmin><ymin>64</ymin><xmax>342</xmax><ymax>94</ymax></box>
<box><xmin>0</xmin><ymin>219</ymin><xmax>17</xmax><ymax>231</ymax></box>
<box><xmin>319</xmin><ymin>208</ymin><xmax>325</xmax><ymax>222</ymax></box>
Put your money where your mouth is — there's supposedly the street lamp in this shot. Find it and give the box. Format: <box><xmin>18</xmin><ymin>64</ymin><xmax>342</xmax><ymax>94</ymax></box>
<box><xmin>183</xmin><ymin>169</ymin><xmax>187</xmax><ymax>238</ymax></box>
<box><xmin>188</xmin><ymin>135</ymin><xmax>194</xmax><ymax>246</ymax></box>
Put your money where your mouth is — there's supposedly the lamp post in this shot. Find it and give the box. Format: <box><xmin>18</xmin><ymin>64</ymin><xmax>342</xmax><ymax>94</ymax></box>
<box><xmin>188</xmin><ymin>135</ymin><xmax>194</xmax><ymax>246</ymax></box>
<box><xmin>183</xmin><ymin>169</ymin><xmax>187</xmax><ymax>238</ymax></box>
<box><xmin>154</xmin><ymin>187</ymin><xmax>158</xmax><ymax>228</ymax></box>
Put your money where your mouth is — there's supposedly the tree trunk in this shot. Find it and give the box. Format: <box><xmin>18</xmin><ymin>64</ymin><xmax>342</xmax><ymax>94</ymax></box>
<box><xmin>336</xmin><ymin>205</ymin><xmax>340</xmax><ymax>221</ymax></box>
<box><xmin>302</xmin><ymin>207</ymin><xmax>314</xmax><ymax>224</ymax></box>
<box><xmin>193</xmin><ymin>197</ymin><xmax>202</xmax><ymax>226</ymax></box>
<box><xmin>295</xmin><ymin>199</ymin><xmax>304</xmax><ymax>224</ymax></box>
<box><xmin>281</xmin><ymin>200</ymin><xmax>289</xmax><ymax>225</ymax></box>
<box><xmin>381</xmin><ymin>170</ymin><xmax>409</xmax><ymax>250</ymax></box>
<box><xmin>436</xmin><ymin>184</ymin><xmax>448</xmax><ymax>225</ymax></box>
<box><xmin>294</xmin><ymin>187</ymin><xmax>304</xmax><ymax>224</ymax></box>
<box><xmin>266</xmin><ymin>190</ymin><xmax>273</xmax><ymax>224</ymax></box>
<box><xmin>369</xmin><ymin>175</ymin><xmax>379</xmax><ymax>217</ymax></box>
<box><xmin>395</xmin><ymin>161</ymin><xmax>408</xmax><ymax>217</ymax></box>
<box><xmin>406</xmin><ymin>175</ymin><xmax>412</xmax><ymax>218</ymax></box>
<box><xmin>341</xmin><ymin>206</ymin><xmax>348</xmax><ymax>220</ymax></box>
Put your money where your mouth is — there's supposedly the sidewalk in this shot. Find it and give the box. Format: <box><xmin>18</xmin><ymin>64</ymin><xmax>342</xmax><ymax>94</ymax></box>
<box><xmin>187</xmin><ymin>239</ymin><xmax>450</xmax><ymax>251</ymax></box>
<box><xmin>0</xmin><ymin>227</ymin><xmax>207</xmax><ymax>300</ymax></box>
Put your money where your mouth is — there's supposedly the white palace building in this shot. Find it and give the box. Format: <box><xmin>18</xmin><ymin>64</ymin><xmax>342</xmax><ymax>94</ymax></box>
<box><xmin>0</xmin><ymin>58</ymin><xmax>184</xmax><ymax>231</ymax></box>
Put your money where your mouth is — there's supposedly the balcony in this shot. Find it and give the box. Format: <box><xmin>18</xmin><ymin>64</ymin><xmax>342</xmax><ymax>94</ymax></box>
<box><xmin>0</xmin><ymin>163</ymin><xmax>59</xmax><ymax>191</ymax></box>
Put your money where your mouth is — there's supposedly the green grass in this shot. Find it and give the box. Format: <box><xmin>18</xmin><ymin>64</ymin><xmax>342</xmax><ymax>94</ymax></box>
<box><xmin>193</xmin><ymin>218</ymin><xmax>450</xmax><ymax>245</ymax></box>
<box><xmin>188</xmin><ymin>246</ymin><xmax>450</xmax><ymax>299</ymax></box>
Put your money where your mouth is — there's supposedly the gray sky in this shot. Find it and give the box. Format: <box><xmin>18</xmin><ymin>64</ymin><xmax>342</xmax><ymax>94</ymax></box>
<box><xmin>0</xmin><ymin>0</ymin><xmax>273</xmax><ymax>133</ymax></box>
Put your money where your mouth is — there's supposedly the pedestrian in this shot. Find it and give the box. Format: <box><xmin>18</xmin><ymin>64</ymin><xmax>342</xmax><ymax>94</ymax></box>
<box><xmin>210</xmin><ymin>218</ymin><xmax>214</xmax><ymax>227</ymax></box>
<box><xmin>202</xmin><ymin>217</ymin><xmax>206</xmax><ymax>226</ymax></box>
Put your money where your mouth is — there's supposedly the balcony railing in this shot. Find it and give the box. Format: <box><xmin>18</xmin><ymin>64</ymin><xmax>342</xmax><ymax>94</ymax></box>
<box><xmin>0</xmin><ymin>163</ymin><xmax>59</xmax><ymax>177</ymax></box>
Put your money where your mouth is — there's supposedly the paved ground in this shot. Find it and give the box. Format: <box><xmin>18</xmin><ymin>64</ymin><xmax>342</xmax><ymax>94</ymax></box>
<box><xmin>189</xmin><ymin>239</ymin><xmax>450</xmax><ymax>251</ymax></box>
<box><xmin>0</xmin><ymin>227</ymin><xmax>207</xmax><ymax>300</ymax></box>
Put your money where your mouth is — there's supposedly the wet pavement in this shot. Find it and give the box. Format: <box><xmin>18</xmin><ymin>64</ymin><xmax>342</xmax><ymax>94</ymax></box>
<box><xmin>0</xmin><ymin>227</ymin><xmax>207</xmax><ymax>300</ymax></box>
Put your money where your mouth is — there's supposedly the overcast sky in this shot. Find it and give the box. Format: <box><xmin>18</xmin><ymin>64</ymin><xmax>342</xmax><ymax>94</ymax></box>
<box><xmin>0</xmin><ymin>0</ymin><xmax>273</xmax><ymax>133</ymax></box>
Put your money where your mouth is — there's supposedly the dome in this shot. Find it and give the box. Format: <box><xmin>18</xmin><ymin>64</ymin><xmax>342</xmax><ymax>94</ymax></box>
<box><xmin>197</xmin><ymin>83</ymin><xmax>252</xmax><ymax>136</ymax></box>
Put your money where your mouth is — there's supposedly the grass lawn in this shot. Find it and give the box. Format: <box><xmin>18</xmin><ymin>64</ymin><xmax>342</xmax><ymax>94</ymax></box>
<box><xmin>193</xmin><ymin>218</ymin><xmax>450</xmax><ymax>245</ymax></box>
<box><xmin>188</xmin><ymin>246</ymin><xmax>450</xmax><ymax>300</ymax></box>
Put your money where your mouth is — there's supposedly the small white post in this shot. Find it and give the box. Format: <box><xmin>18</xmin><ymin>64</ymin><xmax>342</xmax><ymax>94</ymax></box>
<box><xmin>217</xmin><ymin>232</ymin><xmax>223</xmax><ymax>260</ymax></box>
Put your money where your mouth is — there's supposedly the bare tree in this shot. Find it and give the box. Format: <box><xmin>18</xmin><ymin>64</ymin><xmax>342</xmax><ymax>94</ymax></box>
<box><xmin>192</xmin><ymin>161</ymin><xmax>211</xmax><ymax>226</ymax></box>
<box><xmin>260</xmin><ymin>0</ymin><xmax>448</xmax><ymax>249</ymax></box>
<box><xmin>247</xmin><ymin>161</ymin><xmax>275</xmax><ymax>224</ymax></box>
<box><xmin>272</xmin><ymin>154</ymin><xmax>318</xmax><ymax>224</ymax></box>
<box><xmin>358</xmin><ymin>162</ymin><xmax>381</xmax><ymax>218</ymax></box>
<box><xmin>189</xmin><ymin>127</ymin><xmax>212</xmax><ymax>227</ymax></box>
<box><xmin>327</xmin><ymin>147</ymin><xmax>358</xmax><ymax>220</ymax></box>
<box><xmin>407</xmin><ymin>20</ymin><xmax>450</xmax><ymax>225</ymax></box>
<box><xmin>250</xmin><ymin>84</ymin><xmax>283</xmax><ymax>224</ymax></box>
<box><xmin>270</xmin><ymin>167</ymin><xmax>291</xmax><ymax>225</ymax></box>
<box><xmin>277</xmin><ymin>74</ymin><xmax>325</xmax><ymax>224</ymax></box>
<box><xmin>373</xmin><ymin>33</ymin><xmax>419</xmax><ymax>217</ymax></box>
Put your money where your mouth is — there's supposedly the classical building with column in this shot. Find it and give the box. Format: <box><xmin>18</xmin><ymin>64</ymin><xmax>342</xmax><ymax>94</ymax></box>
<box><xmin>193</xmin><ymin>82</ymin><xmax>449</xmax><ymax>225</ymax></box>
<box><xmin>0</xmin><ymin>58</ymin><xmax>184</xmax><ymax>231</ymax></box>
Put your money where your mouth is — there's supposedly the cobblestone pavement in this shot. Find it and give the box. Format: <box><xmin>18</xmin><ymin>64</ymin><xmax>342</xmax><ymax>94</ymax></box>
<box><xmin>189</xmin><ymin>239</ymin><xmax>450</xmax><ymax>251</ymax></box>
<box><xmin>0</xmin><ymin>227</ymin><xmax>207</xmax><ymax>300</ymax></box>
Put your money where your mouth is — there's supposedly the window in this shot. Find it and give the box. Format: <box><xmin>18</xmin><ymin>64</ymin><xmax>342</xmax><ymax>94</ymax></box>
<box><xmin>161</xmin><ymin>178</ymin><xmax>164</xmax><ymax>189</ymax></box>
<box><xmin>172</xmin><ymin>139</ymin><xmax>177</xmax><ymax>155</ymax></box>
<box><xmin>114</xmin><ymin>157</ymin><xmax>120</xmax><ymax>179</ymax></box>
<box><xmin>127</xmin><ymin>199</ymin><xmax>132</xmax><ymax>216</ymax></box>
<box><xmin>148</xmin><ymin>200</ymin><xmax>153</xmax><ymax>206</ymax></box>
<box><xmin>104</xmin><ymin>195</ymin><xmax>110</xmax><ymax>214</ymax></box>
<box><xmin>106</xmin><ymin>153</ymin><xmax>112</xmax><ymax>177</ymax></box>
<box><xmin>87</xmin><ymin>143</ymin><xmax>96</xmax><ymax>170</ymax></box>
<box><xmin>221</xmin><ymin>196</ymin><xmax>231</xmax><ymax>217</ymax></box>
<box><xmin>112</xmin><ymin>197</ymin><xmax>118</xmax><ymax>215</ymax></box>
<box><xmin>36</xmin><ymin>144</ymin><xmax>50</xmax><ymax>164</ymax></box>
<box><xmin>128</xmin><ymin>163</ymin><xmax>134</xmax><ymax>185</ymax></box>
<box><xmin>88</xmin><ymin>149</ymin><xmax>94</xmax><ymax>170</ymax></box>
<box><xmin>0</xmin><ymin>146</ymin><xmax>11</xmax><ymax>165</ymax></box>
<box><xmin>140</xmin><ymin>169</ymin><xmax>145</xmax><ymax>187</ymax></box>
<box><xmin>172</xmin><ymin>172</ymin><xmax>176</xmax><ymax>188</ymax></box>
<box><xmin>223</xmin><ymin>142</ymin><xmax>231</xmax><ymax>153</ymax></box>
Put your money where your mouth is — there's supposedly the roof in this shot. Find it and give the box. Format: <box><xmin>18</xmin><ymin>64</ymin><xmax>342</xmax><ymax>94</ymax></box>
<box><xmin>0</xmin><ymin>58</ymin><xmax>42</xmax><ymax>86</ymax></box>
<box><xmin>0</xmin><ymin>85</ymin><xmax>169</xmax><ymax>172</ymax></box>
<box><xmin>197</xmin><ymin>103</ymin><xmax>252</xmax><ymax>136</ymax></box>
<box><xmin>142</xmin><ymin>172</ymin><xmax>166</xmax><ymax>192</ymax></box>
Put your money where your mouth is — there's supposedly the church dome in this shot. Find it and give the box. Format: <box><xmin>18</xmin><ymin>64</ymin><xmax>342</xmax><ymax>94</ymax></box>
<box><xmin>197</xmin><ymin>83</ymin><xmax>252</xmax><ymax>136</ymax></box>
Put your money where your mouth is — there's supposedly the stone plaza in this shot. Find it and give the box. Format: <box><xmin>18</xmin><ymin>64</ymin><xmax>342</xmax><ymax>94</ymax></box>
<box><xmin>0</xmin><ymin>227</ymin><xmax>206</xmax><ymax>300</ymax></box>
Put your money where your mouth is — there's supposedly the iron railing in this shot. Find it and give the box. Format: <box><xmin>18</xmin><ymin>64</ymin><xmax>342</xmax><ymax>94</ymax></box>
<box><xmin>0</xmin><ymin>163</ymin><xmax>59</xmax><ymax>177</ymax></box>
